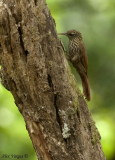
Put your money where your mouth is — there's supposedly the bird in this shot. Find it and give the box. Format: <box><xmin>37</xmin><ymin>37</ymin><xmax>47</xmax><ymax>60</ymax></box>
<box><xmin>58</xmin><ymin>29</ymin><xmax>91</xmax><ymax>101</ymax></box>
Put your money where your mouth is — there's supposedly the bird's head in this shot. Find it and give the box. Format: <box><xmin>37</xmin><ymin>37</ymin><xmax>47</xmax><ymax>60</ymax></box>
<box><xmin>58</xmin><ymin>30</ymin><xmax>82</xmax><ymax>40</ymax></box>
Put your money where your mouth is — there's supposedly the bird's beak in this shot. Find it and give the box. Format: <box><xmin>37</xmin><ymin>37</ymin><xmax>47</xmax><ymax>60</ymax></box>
<box><xmin>58</xmin><ymin>33</ymin><xmax>67</xmax><ymax>36</ymax></box>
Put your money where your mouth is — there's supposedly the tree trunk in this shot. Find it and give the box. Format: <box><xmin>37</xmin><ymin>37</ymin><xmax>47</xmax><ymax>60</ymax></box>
<box><xmin>0</xmin><ymin>0</ymin><xmax>105</xmax><ymax>160</ymax></box>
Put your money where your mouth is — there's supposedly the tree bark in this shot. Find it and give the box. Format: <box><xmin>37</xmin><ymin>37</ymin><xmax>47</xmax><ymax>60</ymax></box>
<box><xmin>0</xmin><ymin>0</ymin><xmax>105</xmax><ymax>160</ymax></box>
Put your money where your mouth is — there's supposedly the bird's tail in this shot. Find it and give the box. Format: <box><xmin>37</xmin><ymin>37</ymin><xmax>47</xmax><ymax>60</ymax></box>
<box><xmin>73</xmin><ymin>63</ymin><xmax>91</xmax><ymax>101</ymax></box>
<box><xmin>81</xmin><ymin>75</ymin><xmax>91</xmax><ymax>101</ymax></box>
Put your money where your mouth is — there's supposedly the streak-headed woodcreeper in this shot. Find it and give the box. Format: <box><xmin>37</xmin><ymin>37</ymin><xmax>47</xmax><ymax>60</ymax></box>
<box><xmin>59</xmin><ymin>30</ymin><xmax>91</xmax><ymax>101</ymax></box>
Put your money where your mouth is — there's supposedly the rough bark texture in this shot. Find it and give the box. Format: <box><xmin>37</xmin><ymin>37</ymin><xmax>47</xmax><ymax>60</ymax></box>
<box><xmin>0</xmin><ymin>0</ymin><xmax>105</xmax><ymax>160</ymax></box>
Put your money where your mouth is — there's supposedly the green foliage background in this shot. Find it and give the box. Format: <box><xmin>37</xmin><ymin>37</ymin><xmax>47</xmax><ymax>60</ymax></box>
<box><xmin>0</xmin><ymin>0</ymin><xmax>115</xmax><ymax>160</ymax></box>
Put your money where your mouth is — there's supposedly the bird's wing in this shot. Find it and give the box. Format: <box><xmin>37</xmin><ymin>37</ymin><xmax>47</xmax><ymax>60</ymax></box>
<box><xmin>79</xmin><ymin>42</ymin><xmax>88</xmax><ymax>74</ymax></box>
